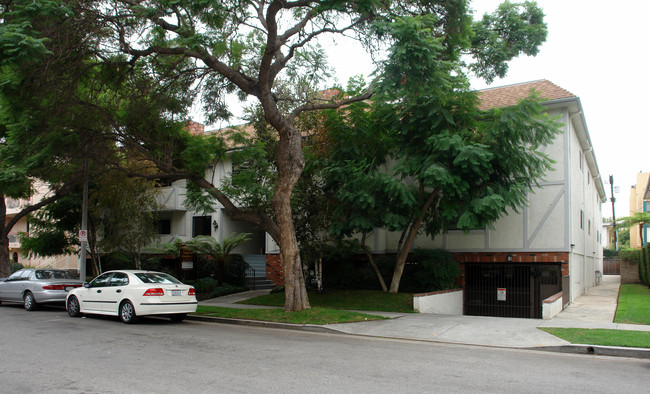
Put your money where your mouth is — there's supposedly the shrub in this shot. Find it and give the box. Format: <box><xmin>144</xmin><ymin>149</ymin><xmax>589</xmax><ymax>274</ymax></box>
<box><xmin>10</xmin><ymin>261</ymin><xmax>24</xmax><ymax>274</ymax></box>
<box><xmin>399</xmin><ymin>249</ymin><xmax>460</xmax><ymax>293</ymax></box>
<box><xmin>619</xmin><ymin>248</ymin><xmax>640</xmax><ymax>264</ymax></box>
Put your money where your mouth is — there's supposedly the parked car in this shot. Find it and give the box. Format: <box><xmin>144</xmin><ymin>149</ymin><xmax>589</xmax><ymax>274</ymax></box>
<box><xmin>66</xmin><ymin>270</ymin><xmax>197</xmax><ymax>323</ymax></box>
<box><xmin>0</xmin><ymin>269</ymin><xmax>84</xmax><ymax>310</ymax></box>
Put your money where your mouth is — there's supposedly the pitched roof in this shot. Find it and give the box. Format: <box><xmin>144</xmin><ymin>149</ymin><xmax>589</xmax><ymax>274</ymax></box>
<box><xmin>477</xmin><ymin>80</ymin><xmax>575</xmax><ymax>111</ymax></box>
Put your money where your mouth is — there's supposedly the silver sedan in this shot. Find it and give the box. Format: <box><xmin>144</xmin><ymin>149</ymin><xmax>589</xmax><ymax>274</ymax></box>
<box><xmin>0</xmin><ymin>269</ymin><xmax>84</xmax><ymax>310</ymax></box>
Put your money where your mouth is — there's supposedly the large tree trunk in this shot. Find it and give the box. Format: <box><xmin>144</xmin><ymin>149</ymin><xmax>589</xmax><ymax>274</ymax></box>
<box><xmin>273</xmin><ymin>123</ymin><xmax>311</xmax><ymax>311</ymax></box>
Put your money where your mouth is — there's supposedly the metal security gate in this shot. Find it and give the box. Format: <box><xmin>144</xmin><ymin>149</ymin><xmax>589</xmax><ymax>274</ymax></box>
<box><xmin>464</xmin><ymin>263</ymin><xmax>562</xmax><ymax>319</ymax></box>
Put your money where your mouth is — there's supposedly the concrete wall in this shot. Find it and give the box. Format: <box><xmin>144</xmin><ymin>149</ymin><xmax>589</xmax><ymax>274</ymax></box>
<box><xmin>413</xmin><ymin>289</ymin><xmax>463</xmax><ymax>315</ymax></box>
<box><xmin>542</xmin><ymin>292</ymin><xmax>563</xmax><ymax>320</ymax></box>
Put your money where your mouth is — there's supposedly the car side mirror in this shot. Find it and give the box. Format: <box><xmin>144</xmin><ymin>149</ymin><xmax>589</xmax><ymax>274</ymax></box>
<box><xmin>83</xmin><ymin>283</ymin><xmax>90</xmax><ymax>288</ymax></box>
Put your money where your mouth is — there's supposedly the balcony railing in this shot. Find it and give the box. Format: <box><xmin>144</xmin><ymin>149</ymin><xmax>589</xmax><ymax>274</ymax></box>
<box><xmin>155</xmin><ymin>186</ymin><xmax>186</xmax><ymax>211</ymax></box>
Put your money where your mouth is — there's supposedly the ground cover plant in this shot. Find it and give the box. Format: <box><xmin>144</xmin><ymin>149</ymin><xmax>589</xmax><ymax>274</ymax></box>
<box><xmin>540</xmin><ymin>328</ymin><xmax>650</xmax><ymax>349</ymax></box>
<box><xmin>193</xmin><ymin>306</ymin><xmax>386</xmax><ymax>325</ymax></box>
<box><xmin>239</xmin><ymin>290</ymin><xmax>414</xmax><ymax>313</ymax></box>
<box><xmin>615</xmin><ymin>284</ymin><xmax>650</xmax><ymax>325</ymax></box>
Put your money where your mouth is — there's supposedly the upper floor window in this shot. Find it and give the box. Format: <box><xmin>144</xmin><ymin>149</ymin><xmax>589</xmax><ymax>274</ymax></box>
<box><xmin>579</xmin><ymin>151</ymin><xmax>583</xmax><ymax>171</ymax></box>
<box><xmin>192</xmin><ymin>216</ymin><xmax>212</xmax><ymax>237</ymax></box>
<box><xmin>580</xmin><ymin>210</ymin><xmax>584</xmax><ymax>230</ymax></box>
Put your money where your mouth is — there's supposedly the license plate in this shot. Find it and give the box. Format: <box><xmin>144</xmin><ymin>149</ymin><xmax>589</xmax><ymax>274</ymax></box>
<box><xmin>171</xmin><ymin>290</ymin><xmax>182</xmax><ymax>296</ymax></box>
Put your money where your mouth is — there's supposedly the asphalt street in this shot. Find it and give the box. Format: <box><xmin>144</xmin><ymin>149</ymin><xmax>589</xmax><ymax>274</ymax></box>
<box><xmin>1</xmin><ymin>304</ymin><xmax>649</xmax><ymax>393</ymax></box>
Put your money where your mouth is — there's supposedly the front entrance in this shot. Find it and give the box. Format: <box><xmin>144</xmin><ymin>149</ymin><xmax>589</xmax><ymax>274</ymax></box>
<box><xmin>464</xmin><ymin>263</ymin><xmax>562</xmax><ymax>319</ymax></box>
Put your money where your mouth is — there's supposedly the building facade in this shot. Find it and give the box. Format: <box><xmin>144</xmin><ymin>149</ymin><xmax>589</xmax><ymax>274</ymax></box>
<box><xmin>628</xmin><ymin>172</ymin><xmax>650</xmax><ymax>248</ymax></box>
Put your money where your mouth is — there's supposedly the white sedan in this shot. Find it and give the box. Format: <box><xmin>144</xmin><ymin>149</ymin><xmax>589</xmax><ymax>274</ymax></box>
<box><xmin>66</xmin><ymin>270</ymin><xmax>197</xmax><ymax>323</ymax></box>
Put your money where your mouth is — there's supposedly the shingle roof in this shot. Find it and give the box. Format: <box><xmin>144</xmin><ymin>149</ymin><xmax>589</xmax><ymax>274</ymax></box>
<box><xmin>478</xmin><ymin>80</ymin><xmax>575</xmax><ymax>111</ymax></box>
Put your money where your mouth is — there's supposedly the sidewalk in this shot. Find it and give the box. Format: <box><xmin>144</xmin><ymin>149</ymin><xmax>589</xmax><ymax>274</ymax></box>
<box><xmin>193</xmin><ymin>275</ymin><xmax>650</xmax><ymax>358</ymax></box>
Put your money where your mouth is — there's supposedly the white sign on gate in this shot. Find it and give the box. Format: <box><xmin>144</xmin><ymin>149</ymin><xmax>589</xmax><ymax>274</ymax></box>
<box><xmin>497</xmin><ymin>288</ymin><xmax>506</xmax><ymax>301</ymax></box>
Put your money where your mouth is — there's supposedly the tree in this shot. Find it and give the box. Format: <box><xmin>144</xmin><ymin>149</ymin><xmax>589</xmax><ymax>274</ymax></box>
<box><xmin>90</xmin><ymin>165</ymin><xmax>161</xmax><ymax>270</ymax></box>
<box><xmin>184</xmin><ymin>233</ymin><xmax>252</xmax><ymax>285</ymax></box>
<box><xmin>79</xmin><ymin>0</ymin><xmax>548</xmax><ymax>310</ymax></box>
<box><xmin>325</xmin><ymin>13</ymin><xmax>557</xmax><ymax>293</ymax></box>
<box><xmin>617</xmin><ymin>212</ymin><xmax>650</xmax><ymax>248</ymax></box>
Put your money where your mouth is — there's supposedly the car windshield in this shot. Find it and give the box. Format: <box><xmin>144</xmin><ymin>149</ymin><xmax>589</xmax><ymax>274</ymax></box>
<box><xmin>35</xmin><ymin>270</ymin><xmax>76</xmax><ymax>280</ymax></box>
<box><xmin>135</xmin><ymin>272</ymin><xmax>182</xmax><ymax>284</ymax></box>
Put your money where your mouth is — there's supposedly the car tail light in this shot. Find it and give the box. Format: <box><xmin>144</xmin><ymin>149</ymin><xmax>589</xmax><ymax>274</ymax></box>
<box><xmin>188</xmin><ymin>287</ymin><xmax>196</xmax><ymax>296</ymax></box>
<box><xmin>143</xmin><ymin>288</ymin><xmax>165</xmax><ymax>296</ymax></box>
<box><xmin>42</xmin><ymin>284</ymin><xmax>82</xmax><ymax>290</ymax></box>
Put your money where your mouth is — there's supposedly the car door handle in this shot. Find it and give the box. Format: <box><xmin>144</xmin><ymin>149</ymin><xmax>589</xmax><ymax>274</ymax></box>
<box><xmin>96</xmin><ymin>290</ymin><xmax>102</xmax><ymax>293</ymax></box>
<box><xmin>116</xmin><ymin>289</ymin><xmax>121</xmax><ymax>293</ymax></box>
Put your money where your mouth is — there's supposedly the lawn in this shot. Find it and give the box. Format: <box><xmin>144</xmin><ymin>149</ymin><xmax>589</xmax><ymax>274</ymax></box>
<box><xmin>194</xmin><ymin>305</ymin><xmax>387</xmax><ymax>325</ymax></box>
<box><xmin>541</xmin><ymin>283</ymin><xmax>650</xmax><ymax>348</ymax></box>
<box><xmin>540</xmin><ymin>328</ymin><xmax>650</xmax><ymax>348</ymax></box>
<box><xmin>615</xmin><ymin>284</ymin><xmax>650</xmax><ymax>325</ymax></box>
<box><xmin>238</xmin><ymin>289</ymin><xmax>415</xmax><ymax>313</ymax></box>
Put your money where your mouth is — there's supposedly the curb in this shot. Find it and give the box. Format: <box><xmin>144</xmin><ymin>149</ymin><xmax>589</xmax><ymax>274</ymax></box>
<box><xmin>531</xmin><ymin>344</ymin><xmax>650</xmax><ymax>359</ymax></box>
<box><xmin>187</xmin><ymin>314</ymin><xmax>339</xmax><ymax>334</ymax></box>
<box><xmin>187</xmin><ymin>315</ymin><xmax>650</xmax><ymax>359</ymax></box>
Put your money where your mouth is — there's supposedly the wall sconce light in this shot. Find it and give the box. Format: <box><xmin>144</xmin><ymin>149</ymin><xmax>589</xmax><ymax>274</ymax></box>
<box><xmin>507</xmin><ymin>254</ymin><xmax>513</xmax><ymax>262</ymax></box>
<box><xmin>212</xmin><ymin>220</ymin><xmax>218</xmax><ymax>230</ymax></box>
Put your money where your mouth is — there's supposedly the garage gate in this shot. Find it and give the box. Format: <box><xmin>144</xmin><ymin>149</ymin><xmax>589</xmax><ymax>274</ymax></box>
<box><xmin>464</xmin><ymin>263</ymin><xmax>562</xmax><ymax>319</ymax></box>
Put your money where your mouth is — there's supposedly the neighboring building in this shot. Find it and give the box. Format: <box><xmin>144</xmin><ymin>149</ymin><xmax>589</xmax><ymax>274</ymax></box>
<box><xmin>628</xmin><ymin>171</ymin><xmax>650</xmax><ymax>248</ymax></box>
<box><xmin>4</xmin><ymin>182</ymin><xmax>77</xmax><ymax>270</ymax></box>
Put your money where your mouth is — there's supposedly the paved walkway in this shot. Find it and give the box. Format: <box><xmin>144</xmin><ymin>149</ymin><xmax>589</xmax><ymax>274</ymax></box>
<box><xmin>195</xmin><ymin>275</ymin><xmax>650</xmax><ymax>358</ymax></box>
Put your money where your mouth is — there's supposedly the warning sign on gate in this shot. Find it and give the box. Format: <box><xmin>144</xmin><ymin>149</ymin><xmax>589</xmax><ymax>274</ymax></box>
<box><xmin>497</xmin><ymin>288</ymin><xmax>506</xmax><ymax>301</ymax></box>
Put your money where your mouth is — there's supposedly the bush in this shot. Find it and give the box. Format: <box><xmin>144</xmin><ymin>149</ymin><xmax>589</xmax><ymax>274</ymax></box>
<box><xmin>619</xmin><ymin>248</ymin><xmax>640</xmax><ymax>264</ymax></box>
<box><xmin>399</xmin><ymin>249</ymin><xmax>460</xmax><ymax>293</ymax></box>
<box><xmin>10</xmin><ymin>261</ymin><xmax>24</xmax><ymax>274</ymax></box>
<box><xmin>322</xmin><ymin>246</ymin><xmax>460</xmax><ymax>293</ymax></box>
<box><xmin>184</xmin><ymin>277</ymin><xmax>247</xmax><ymax>300</ymax></box>
<box><xmin>603</xmin><ymin>248</ymin><xmax>618</xmax><ymax>258</ymax></box>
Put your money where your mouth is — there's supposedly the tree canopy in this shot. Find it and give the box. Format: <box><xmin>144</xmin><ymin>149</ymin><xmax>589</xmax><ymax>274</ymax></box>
<box><xmin>1</xmin><ymin>0</ymin><xmax>550</xmax><ymax>308</ymax></box>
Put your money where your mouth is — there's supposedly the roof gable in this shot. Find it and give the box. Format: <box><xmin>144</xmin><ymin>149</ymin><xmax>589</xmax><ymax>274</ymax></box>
<box><xmin>478</xmin><ymin>80</ymin><xmax>575</xmax><ymax>110</ymax></box>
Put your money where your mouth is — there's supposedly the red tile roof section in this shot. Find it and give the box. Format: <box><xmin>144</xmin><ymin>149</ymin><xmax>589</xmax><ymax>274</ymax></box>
<box><xmin>478</xmin><ymin>80</ymin><xmax>575</xmax><ymax>111</ymax></box>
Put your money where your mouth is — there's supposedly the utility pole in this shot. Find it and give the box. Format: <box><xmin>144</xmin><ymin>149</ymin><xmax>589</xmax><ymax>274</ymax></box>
<box><xmin>609</xmin><ymin>174</ymin><xmax>618</xmax><ymax>251</ymax></box>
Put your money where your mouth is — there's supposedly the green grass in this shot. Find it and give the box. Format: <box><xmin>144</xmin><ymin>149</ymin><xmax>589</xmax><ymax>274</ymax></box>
<box><xmin>194</xmin><ymin>305</ymin><xmax>387</xmax><ymax>325</ymax></box>
<box><xmin>615</xmin><ymin>284</ymin><xmax>650</xmax><ymax>325</ymax></box>
<box><xmin>540</xmin><ymin>328</ymin><xmax>650</xmax><ymax>348</ymax></box>
<box><xmin>238</xmin><ymin>289</ymin><xmax>415</xmax><ymax>313</ymax></box>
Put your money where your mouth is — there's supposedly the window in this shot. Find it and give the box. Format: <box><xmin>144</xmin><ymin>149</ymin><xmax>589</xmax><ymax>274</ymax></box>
<box><xmin>158</xmin><ymin>218</ymin><xmax>171</xmax><ymax>235</ymax></box>
<box><xmin>89</xmin><ymin>273</ymin><xmax>112</xmax><ymax>288</ymax></box>
<box><xmin>580</xmin><ymin>210</ymin><xmax>584</xmax><ymax>230</ymax></box>
<box><xmin>588</xmin><ymin>219</ymin><xmax>591</xmax><ymax>235</ymax></box>
<box><xmin>110</xmin><ymin>272</ymin><xmax>129</xmax><ymax>287</ymax></box>
<box><xmin>579</xmin><ymin>151</ymin><xmax>583</xmax><ymax>171</ymax></box>
<box><xmin>135</xmin><ymin>272</ymin><xmax>181</xmax><ymax>284</ymax></box>
<box><xmin>192</xmin><ymin>216</ymin><xmax>212</xmax><ymax>237</ymax></box>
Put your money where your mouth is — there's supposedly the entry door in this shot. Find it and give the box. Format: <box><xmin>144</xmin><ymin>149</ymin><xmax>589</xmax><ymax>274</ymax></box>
<box><xmin>102</xmin><ymin>272</ymin><xmax>129</xmax><ymax>314</ymax></box>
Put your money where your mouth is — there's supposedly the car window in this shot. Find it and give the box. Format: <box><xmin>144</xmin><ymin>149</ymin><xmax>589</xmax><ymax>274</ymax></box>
<box><xmin>110</xmin><ymin>273</ymin><xmax>129</xmax><ymax>287</ymax></box>
<box><xmin>134</xmin><ymin>272</ymin><xmax>181</xmax><ymax>284</ymax></box>
<box><xmin>19</xmin><ymin>270</ymin><xmax>33</xmax><ymax>280</ymax></box>
<box><xmin>36</xmin><ymin>270</ymin><xmax>76</xmax><ymax>280</ymax></box>
<box><xmin>35</xmin><ymin>270</ymin><xmax>53</xmax><ymax>279</ymax></box>
<box><xmin>89</xmin><ymin>273</ymin><xmax>113</xmax><ymax>288</ymax></box>
<box><xmin>7</xmin><ymin>270</ymin><xmax>24</xmax><ymax>281</ymax></box>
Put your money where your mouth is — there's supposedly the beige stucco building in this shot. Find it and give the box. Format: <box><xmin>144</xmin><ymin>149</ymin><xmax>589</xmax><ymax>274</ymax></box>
<box><xmin>628</xmin><ymin>172</ymin><xmax>650</xmax><ymax>248</ymax></box>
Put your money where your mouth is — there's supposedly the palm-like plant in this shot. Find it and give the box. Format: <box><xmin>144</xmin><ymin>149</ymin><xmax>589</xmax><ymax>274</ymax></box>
<box><xmin>185</xmin><ymin>233</ymin><xmax>252</xmax><ymax>283</ymax></box>
<box><xmin>617</xmin><ymin>212</ymin><xmax>650</xmax><ymax>247</ymax></box>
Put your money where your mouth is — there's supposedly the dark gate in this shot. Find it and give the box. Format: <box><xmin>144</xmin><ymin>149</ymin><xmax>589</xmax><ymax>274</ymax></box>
<box><xmin>464</xmin><ymin>263</ymin><xmax>562</xmax><ymax>319</ymax></box>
